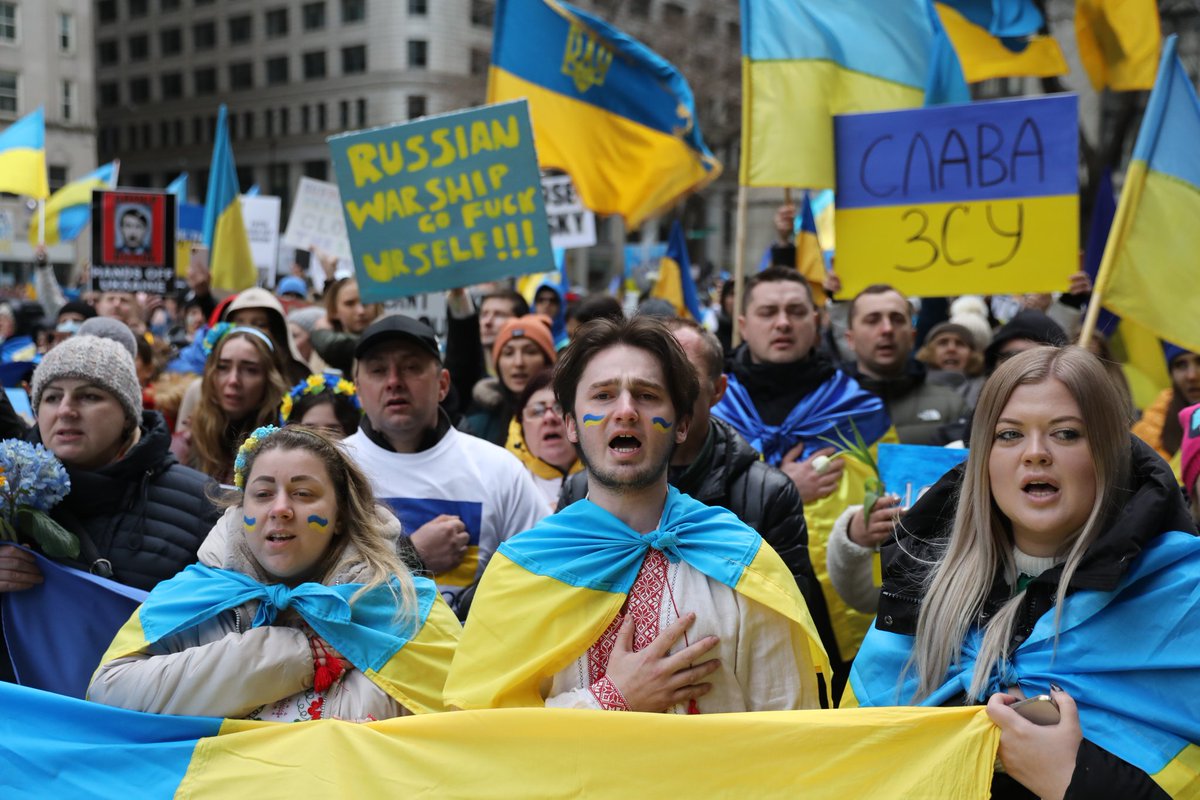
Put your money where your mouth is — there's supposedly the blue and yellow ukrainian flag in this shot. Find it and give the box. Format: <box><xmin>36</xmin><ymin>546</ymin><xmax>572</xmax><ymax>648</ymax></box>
<box><xmin>740</xmin><ymin>0</ymin><xmax>968</xmax><ymax>189</ymax></box>
<box><xmin>1</xmin><ymin>680</ymin><xmax>1000</xmax><ymax>798</ymax></box>
<box><xmin>27</xmin><ymin>161</ymin><xmax>119</xmax><ymax>245</ymax></box>
<box><xmin>444</xmin><ymin>486</ymin><xmax>830</xmax><ymax>710</ymax></box>
<box><xmin>1093</xmin><ymin>36</ymin><xmax>1200</xmax><ymax>355</ymax></box>
<box><xmin>166</xmin><ymin>172</ymin><xmax>188</xmax><ymax>204</ymax></box>
<box><xmin>935</xmin><ymin>0</ymin><xmax>1068</xmax><ymax>83</ymax></box>
<box><xmin>489</xmin><ymin>0</ymin><xmax>721</xmax><ymax>228</ymax></box>
<box><xmin>796</xmin><ymin>192</ymin><xmax>827</xmax><ymax>305</ymax></box>
<box><xmin>0</xmin><ymin>107</ymin><xmax>49</xmax><ymax>199</ymax></box>
<box><xmin>1076</xmin><ymin>0</ymin><xmax>1160</xmax><ymax>91</ymax></box>
<box><xmin>202</xmin><ymin>105</ymin><xmax>257</xmax><ymax>292</ymax></box>
<box><xmin>649</xmin><ymin>220</ymin><xmax>702</xmax><ymax>321</ymax></box>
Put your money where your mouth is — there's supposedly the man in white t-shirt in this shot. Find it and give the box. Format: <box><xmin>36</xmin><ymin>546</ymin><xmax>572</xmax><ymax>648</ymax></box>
<box><xmin>341</xmin><ymin>314</ymin><xmax>547</xmax><ymax>617</ymax></box>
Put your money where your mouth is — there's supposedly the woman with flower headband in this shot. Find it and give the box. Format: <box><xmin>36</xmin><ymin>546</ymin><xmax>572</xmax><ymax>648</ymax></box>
<box><xmin>89</xmin><ymin>425</ymin><xmax>460</xmax><ymax>721</ymax></box>
<box><xmin>180</xmin><ymin>324</ymin><xmax>289</xmax><ymax>483</ymax></box>
<box><xmin>280</xmin><ymin>373</ymin><xmax>362</xmax><ymax>440</ymax></box>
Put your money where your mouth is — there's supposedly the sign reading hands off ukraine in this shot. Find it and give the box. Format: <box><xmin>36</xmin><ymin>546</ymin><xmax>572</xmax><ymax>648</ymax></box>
<box><xmin>834</xmin><ymin>94</ymin><xmax>1078</xmax><ymax>298</ymax></box>
<box><xmin>328</xmin><ymin>100</ymin><xmax>554</xmax><ymax>302</ymax></box>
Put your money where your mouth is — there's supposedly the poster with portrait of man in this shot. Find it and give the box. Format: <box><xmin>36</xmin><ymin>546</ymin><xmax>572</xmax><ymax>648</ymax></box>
<box><xmin>90</xmin><ymin>190</ymin><xmax>177</xmax><ymax>295</ymax></box>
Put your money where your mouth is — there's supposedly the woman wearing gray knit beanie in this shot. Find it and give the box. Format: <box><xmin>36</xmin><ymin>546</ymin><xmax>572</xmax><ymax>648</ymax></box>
<box><xmin>6</xmin><ymin>334</ymin><xmax>221</xmax><ymax>593</ymax></box>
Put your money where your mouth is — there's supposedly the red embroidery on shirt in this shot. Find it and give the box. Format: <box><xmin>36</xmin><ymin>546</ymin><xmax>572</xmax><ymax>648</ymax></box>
<box><xmin>586</xmin><ymin>549</ymin><xmax>668</xmax><ymax>709</ymax></box>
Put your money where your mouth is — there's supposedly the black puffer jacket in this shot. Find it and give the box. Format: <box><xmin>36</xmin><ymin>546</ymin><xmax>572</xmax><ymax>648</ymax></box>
<box><xmin>559</xmin><ymin>417</ymin><xmax>838</xmax><ymax>665</ymax></box>
<box><xmin>31</xmin><ymin>411</ymin><xmax>221</xmax><ymax>592</ymax></box>
<box><xmin>877</xmin><ymin>436</ymin><xmax>1195</xmax><ymax>800</ymax></box>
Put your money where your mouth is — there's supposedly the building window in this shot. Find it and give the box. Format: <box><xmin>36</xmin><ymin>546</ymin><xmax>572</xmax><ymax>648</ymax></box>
<box><xmin>161</xmin><ymin>0</ymin><xmax>180</xmax><ymax>11</ymax></box>
<box><xmin>160</xmin><ymin>28</ymin><xmax>182</xmax><ymax>56</ymax></box>
<box><xmin>193</xmin><ymin>67</ymin><xmax>217</xmax><ymax>96</ymax></box>
<box><xmin>470</xmin><ymin>0</ymin><xmax>493</xmax><ymax>28</ymax></box>
<box><xmin>356</xmin><ymin>97</ymin><xmax>367</xmax><ymax>127</ymax></box>
<box><xmin>193</xmin><ymin>21</ymin><xmax>217</xmax><ymax>51</ymax></box>
<box><xmin>60</xmin><ymin>81</ymin><xmax>74</xmax><ymax>121</ymax></box>
<box><xmin>316</xmin><ymin>103</ymin><xmax>326</xmax><ymax>130</ymax></box>
<box><xmin>58</xmin><ymin>12</ymin><xmax>74</xmax><ymax>52</ymax></box>
<box><xmin>407</xmin><ymin>40</ymin><xmax>427</xmax><ymax>69</ymax></box>
<box><xmin>696</xmin><ymin>12</ymin><xmax>716</xmax><ymax>34</ymax></box>
<box><xmin>342</xmin><ymin>45</ymin><xmax>367</xmax><ymax>74</ymax></box>
<box><xmin>49</xmin><ymin>165</ymin><xmax>68</xmax><ymax>192</ymax></box>
<box><xmin>0</xmin><ymin>72</ymin><xmax>16</xmax><ymax>115</ymax></box>
<box><xmin>174</xmin><ymin>119</ymin><xmax>183</xmax><ymax>145</ymax></box>
<box><xmin>243</xmin><ymin>112</ymin><xmax>254</xmax><ymax>138</ymax></box>
<box><xmin>228</xmin><ymin>15</ymin><xmax>252</xmax><ymax>44</ymax></box>
<box><xmin>160</xmin><ymin>72</ymin><xmax>183</xmax><ymax>100</ymax></box>
<box><xmin>99</xmin><ymin>81</ymin><xmax>119</xmax><ymax>107</ymax></box>
<box><xmin>193</xmin><ymin>116</ymin><xmax>204</xmax><ymax>144</ymax></box>
<box><xmin>129</xmin><ymin>77</ymin><xmax>151</xmax><ymax>104</ymax></box>
<box><xmin>268</xmin><ymin>163</ymin><xmax>289</xmax><ymax>206</ymax></box>
<box><xmin>629</xmin><ymin>0</ymin><xmax>650</xmax><ymax>18</ymax></box>
<box><xmin>265</xmin><ymin>108</ymin><xmax>274</xmax><ymax>136</ymax></box>
<box><xmin>266</xmin><ymin>56</ymin><xmax>289</xmax><ymax>85</ymax></box>
<box><xmin>303</xmin><ymin>50</ymin><xmax>326</xmax><ymax>79</ymax></box>
<box><xmin>303</xmin><ymin>160</ymin><xmax>328</xmax><ymax>181</ymax></box>
<box><xmin>229</xmin><ymin>62</ymin><xmax>253</xmax><ymax>90</ymax></box>
<box><xmin>229</xmin><ymin>113</ymin><xmax>239</xmax><ymax>140</ymax></box>
<box><xmin>662</xmin><ymin>3</ymin><xmax>685</xmax><ymax>23</ymax></box>
<box><xmin>129</xmin><ymin>0</ymin><xmax>149</xmax><ymax>19</ymax></box>
<box><xmin>265</xmin><ymin>8</ymin><xmax>289</xmax><ymax>38</ymax></box>
<box><xmin>300</xmin><ymin>104</ymin><xmax>310</xmax><ymax>133</ymax></box>
<box><xmin>98</xmin><ymin>39</ymin><xmax>120</xmax><ymax>66</ymax></box>
<box><xmin>97</xmin><ymin>1</ymin><xmax>117</xmax><ymax>24</ymax></box>
<box><xmin>469</xmin><ymin>47</ymin><xmax>489</xmax><ymax>76</ymax></box>
<box><xmin>128</xmin><ymin>34</ymin><xmax>149</xmax><ymax>61</ymax></box>
<box><xmin>341</xmin><ymin>0</ymin><xmax>366</xmax><ymax>23</ymax></box>
<box><xmin>339</xmin><ymin>99</ymin><xmax>349</xmax><ymax>129</ymax></box>
<box><xmin>279</xmin><ymin>107</ymin><xmax>290</xmax><ymax>135</ymax></box>
<box><xmin>407</xmin><ymin>95</ymin><xmax>426</xmax><ymax>120</ymax></box>
<box><xmin>302</xmin><ymin>2</ymin><xmax>326</xmax><ymax>31</ymax></box>
<box><xmin>408</xmin><ymin>0</ymin><xmax>428</xmax><ymax>15</ymax></box>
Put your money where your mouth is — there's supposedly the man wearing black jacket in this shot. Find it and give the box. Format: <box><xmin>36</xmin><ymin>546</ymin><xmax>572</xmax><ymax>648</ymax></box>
<box><xmin>559</xmin><ymin>318</ymin><xmax>838</xmax><ymax>677</ymax></box>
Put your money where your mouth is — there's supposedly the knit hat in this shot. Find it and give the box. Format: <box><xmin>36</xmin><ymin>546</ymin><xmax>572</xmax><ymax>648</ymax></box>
<box><xmin>32</xmin><ymin>334</ymin><xmax>143</xmax><ymax>428</ymax></box>
<box><xmin>984</xmin><ymin>310</ymin><xmax>1067</xmax><ymax>373</ymax></box>
<box><xmin>492</xmin><ymin>314</ymin><xmax>557</xmax><ymax>366</ymax></box>
<box><xmin>1163</xmin><ymin>341</ymin><xmax>1193</xmax><ymax>371</ymax></box>
<box><xmin>1180</xmin><ymin>403</ymin><xmax>1200</xmax><ymax>499</ymax></box>
<box><xmin>287</xmin><ymin>306</ymin><xmax>324</xmax><ymax>334</ymax></box>
<box><xmin>924</xmin><ymin>321</ymin><xmax>978</xmax><ymax>351</ymax></box>
<box><xmin>77</xmin><ymin>316</ymin><xmax>138</xmax><ymax>358</ymax></box>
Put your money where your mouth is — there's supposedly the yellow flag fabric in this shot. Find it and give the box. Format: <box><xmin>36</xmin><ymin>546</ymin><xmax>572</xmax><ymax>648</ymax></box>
<box><xmin>935</xmin><ymin>2</ymin><xmax>1068</xmax><ymax>83</ymax></box>
<box><xmin>1075</xmin><ymin>0</ymin><xmax>1161</xmax><ymax>91</ymax></box>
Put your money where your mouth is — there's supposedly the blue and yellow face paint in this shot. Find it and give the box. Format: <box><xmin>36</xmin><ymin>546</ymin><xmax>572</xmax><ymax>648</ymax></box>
<box><xmin>242</xmin><ymin>516</ymin><xmax>257</xmax><ymax>533</ymax></box>
<box><xmin>651</xmin><ymin>417</ymin><xmax>673</xmax><ymax>433</ymax></box>
<box><xmin>307</xmin><ymin>515</ymin><xmax>330</xmax><ymax>533</ymax></box>
<box><xmin>581</xmin><ymin>414</ymin><xmax>605</xmax><ymax>427</ymax></box>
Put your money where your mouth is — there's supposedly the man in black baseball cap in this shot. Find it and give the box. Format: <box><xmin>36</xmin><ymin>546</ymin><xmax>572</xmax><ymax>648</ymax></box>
<box><xmin>354</xmin><ymin>314</ymin><xmax>442</xmax><ymax>363</ymax></box>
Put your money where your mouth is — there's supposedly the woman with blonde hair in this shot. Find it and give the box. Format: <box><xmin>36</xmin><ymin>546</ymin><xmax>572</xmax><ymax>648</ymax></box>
<box><xmin>90</xmin><ymin>425</ymin><xmax>459</xmax><ymax>721</ymax></box>
<box><xmin>849</xmin><ymin>346</ymin><xmax>1200</xmax><ymax>799</ymax></box>
<box><xmin>186</xmin><ymin>325</ymin><xmax>289</xmax><ymax>483</ymax></box>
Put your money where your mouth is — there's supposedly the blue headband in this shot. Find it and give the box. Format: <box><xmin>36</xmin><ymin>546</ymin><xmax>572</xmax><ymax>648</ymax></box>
<box><xmin>202</xmin><ymin>323</ymin><xmax>276</xmax><ymax>357</ymax></box>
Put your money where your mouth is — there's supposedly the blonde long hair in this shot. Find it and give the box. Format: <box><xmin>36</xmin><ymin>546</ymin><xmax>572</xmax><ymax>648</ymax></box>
<box><xmin>226</xmin><ymin>426</ymin><xmax>417</xmax><ymax>616</ymax></box>
<box><xmin>192</xmin><ymin>330</ymin><xmax>289</xmax><ymax>481</ymax></box>
<box><xmin>909</xmin><ymin>346</ymin><xmax>1132</xmax><ymax>702</ymax></box>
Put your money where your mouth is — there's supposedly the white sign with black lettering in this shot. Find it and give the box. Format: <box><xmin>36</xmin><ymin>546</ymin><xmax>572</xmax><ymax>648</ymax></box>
<box><xmin>541</xmin><ymin>174</ymin><xmax>596</xmax><ymax>250</ymax></box>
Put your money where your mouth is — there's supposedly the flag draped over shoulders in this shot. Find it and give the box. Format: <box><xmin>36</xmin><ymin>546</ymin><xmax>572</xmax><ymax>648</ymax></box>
<box><xmin>1093</xmin><ymin>36</ymin><xmax>1200</xmax><ymax>354</ymax></box>
<box><xmin>488</xmin><ymin>0</ymin><xmax>720</xmax><ymax>228</ymax></box>
<box><xmin>96</xmin><ymin>563</ymin><xmax>458</xmax><ymax>715</ymax></box>
<box><xmin>849</xmin><ymin>530</ymin><xmax>1200</xmax><ymax>798</ymax></box>
<box><xmin>444</xmin><ymin>486</ymin><xmax>829</xmax><ymax>710</ymax></box>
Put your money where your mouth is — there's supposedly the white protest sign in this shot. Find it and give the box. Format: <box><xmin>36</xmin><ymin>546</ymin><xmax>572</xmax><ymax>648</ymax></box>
<box><xmin>282</xmin><ymin>177</ymin><xmax>353</xmax><ymax>260</ymax></box>
<box><xmin>240</xmin><ymin>195</ymin><xmax>282</xmax><ymax>284</ymax></box>
<box><xmin>381</xmin><ymin>292</ymin><xmax>449</xmax><ymax>340</ymax></box>
<box><xmin>541</xmin><ymin>174</ymin><xmax>596</xmax><ymax>250</ymax></box>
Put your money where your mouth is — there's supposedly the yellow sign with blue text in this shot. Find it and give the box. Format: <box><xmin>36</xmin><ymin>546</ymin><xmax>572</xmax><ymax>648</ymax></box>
<box><xmin>327</xmin><ymin>100</ymin><xmax>554</xmax><ymax>302</ymax></box>
<box><xmin>833</xmin><ymin>95</ymin><xmax>1078</xmax><ymax>298</ymax></box>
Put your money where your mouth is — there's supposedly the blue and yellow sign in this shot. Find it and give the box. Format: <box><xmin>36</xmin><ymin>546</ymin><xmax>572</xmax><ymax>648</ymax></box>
<box><xmin>833</xmin><ymin>94</ymin><xmax>1078</xmax><ymax>298</ymax></box>
<box><xmin>328</xmin><ymin>100</ymin><xmax>554</xmax><ymax>302</ymax></box>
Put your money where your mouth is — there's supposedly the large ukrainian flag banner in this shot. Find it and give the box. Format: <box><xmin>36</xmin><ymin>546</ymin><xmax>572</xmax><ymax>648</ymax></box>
<box><xmin>740</xmin><ymin>0</ymin><xmax>968</xmax><ymax>189</ymax></box>
<box><xmin>0</xmin><ymin>681</ymin><xmax>999</xmax><ymax>798</ymax></box>
<box><xmin>1093</xmin><ymin>35</ymin><xmax>1200</xmax><ymax>354</ymax></box>
<box><xmin>934</xmin><ymin>0</ymin><xmax>1068</xmax><ymax>83</ymax></box>
<box><xmin>488</xmin><ymin>0</ymin><xmax>721</xmax><ymax>228</ymax></box>
<box><xmin>27</xmin><ymin>161</ymin><xmax>119</xmax><ymax>245</ymax></box>
<box><xmin>202</xmin><ymin>105</ymin><xmax>257</xmax><ymax>292</ymax></box>
<box><xmin>0</xmin><ymin>107</ymin><xmax>49</xmax><ymax>199</ymax></box>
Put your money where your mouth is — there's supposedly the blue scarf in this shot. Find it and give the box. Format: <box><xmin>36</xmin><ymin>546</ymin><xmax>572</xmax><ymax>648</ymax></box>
<box><xmin>850</xmin><ymin>530</ymin><xmax>1200</xmax><ymax>778</ymax></box>
<box><xmin>712</xmin><ymin>370</ymin><xmax>890</xmax><ymax>465</ymax></box>
<box><xmin>499</xmin><ymin>485</ymin><xmax>762</xmax><ymax>593</ymax></box>
<box><xmin>138</xmin><ymin>564</ymin><xmax>437</xmax><ymax>675</ymax></box>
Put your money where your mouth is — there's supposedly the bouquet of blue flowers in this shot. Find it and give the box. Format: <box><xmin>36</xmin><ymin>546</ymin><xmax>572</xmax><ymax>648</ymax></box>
<box><xmin>0</xmin><ymin>440</ymin><xmax>76</xmax><ymax>558</ymax></box>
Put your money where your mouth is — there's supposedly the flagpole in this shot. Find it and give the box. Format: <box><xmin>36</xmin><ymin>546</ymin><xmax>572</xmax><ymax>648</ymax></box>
<box><xmin>37</xmin><ymin>199</ymin><xmax>45</xmax><ymax>247</ymax></box>
<box><xmin>732</xmin><ymin>183</ymin><xmax>748</xmax><ymax>347</ymax></box>
<box><xmin>1077</xmin><ymin>164</ymin><xmax>1148</xmax><ymax>346</ymax></box>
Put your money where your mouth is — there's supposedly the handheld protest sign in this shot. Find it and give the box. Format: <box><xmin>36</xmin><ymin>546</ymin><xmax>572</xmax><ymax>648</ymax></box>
<box><xmin>328</xmin><ymin>99</ymin><xmax>554</xmax><ymax>302</ymax></box>
<box><xmin>90</xmin><ymin>189</ymin><xmax>177</xmax><ymax>295</ymax></box>
<box><xmin>282</xmin><ymin>177</ymin><xmax>353</xmax><ymax>260</ymax></box>
<box><xmin>542</xmin><ymin>174</ymin><xmax>596</xmax><ymax>249</ymax></box>
<box><xmin>834</xmin><ymin>94</ymin><xmax>1078</xmax><ymax>298</ymax></box>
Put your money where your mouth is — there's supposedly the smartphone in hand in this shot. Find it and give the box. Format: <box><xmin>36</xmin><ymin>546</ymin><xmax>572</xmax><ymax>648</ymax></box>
<box><xmin>1011</xmin><ymin>694</ymin><xmax>1061</xmax><ymax>726</ymax></box>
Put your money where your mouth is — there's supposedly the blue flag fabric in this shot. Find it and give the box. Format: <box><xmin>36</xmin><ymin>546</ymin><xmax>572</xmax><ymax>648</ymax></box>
<box><xmin>713</xmin><ymin>371</ymin><xmax>890</xmax><ymax>465</ymax></box>
<box><xmin>1</xmin><ymin>545</ymin><xmax>146</xmax><ymax>699</ymax></box>
<box><xmin>500</xmin><ymin>486</ymin><xmax>762</xmax><ymax>593</ymax></box>
<box><xmin>850</xmin><ymin>530</ymin><xmax>1200</xmax><ymax>779</ymax></box>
